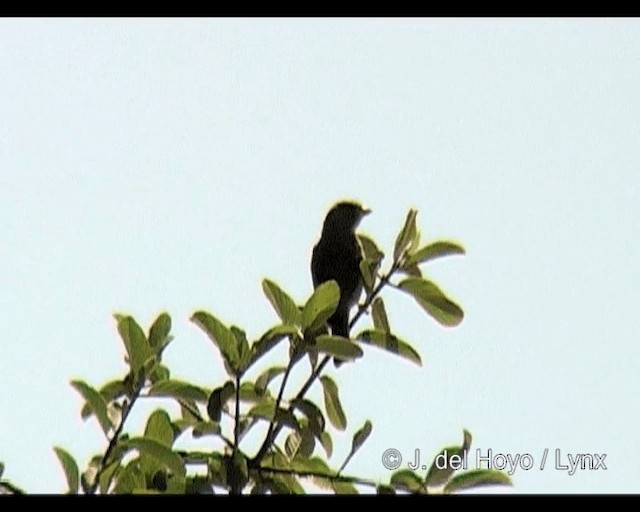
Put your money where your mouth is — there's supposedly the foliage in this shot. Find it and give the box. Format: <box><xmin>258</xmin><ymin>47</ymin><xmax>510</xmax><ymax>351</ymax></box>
<box><xmin>1</xmin><ymin>209</ymin><xmax>512</xmax><ymax>494</ymax></box>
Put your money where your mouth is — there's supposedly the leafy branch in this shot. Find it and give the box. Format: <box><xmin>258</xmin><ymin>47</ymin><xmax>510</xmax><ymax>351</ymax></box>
<box><xmin>86</xmin><ymin>377</ymin><xmax>144</xmax><ymax>494</ymax></box>
<box><xmin>39</xmin><ymin>207</ymin><xmax>511</xmax><ymax>494</ymax></box>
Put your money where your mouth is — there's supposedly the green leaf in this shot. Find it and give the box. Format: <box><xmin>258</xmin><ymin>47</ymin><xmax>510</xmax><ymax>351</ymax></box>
<box><xmin>179</xmin><ymin>451</ymin><xmax>214</xmax><ymax>464</ymax></box>
<box><xmin>356</xmin><ymin>329</ymin><xmax>422</xmax><ymax>366</ymax></box>
<box><xmin>148</xmin><ymin>312</ymin><xmax>172</xmax><ymax>351</ymax></box>
<box><xmin>371</xmin><ymin>298</ymin><xmax>390</xmax><ymax>333</ymax></box>
<box><xmin>306</xmin><ymin>474</ymin><xmax>335</xmax><ymax>492</ymax></box>
<box><xmin>247</xmin><ymin>400</ymin><xmax>300</xmax><ymax>431</ymax></box>
<box><xmin>116</xmin><ymin>315</ymin><xmax>152</xmax><ymax>377</ymax></box>
<box><xmin>99</xmin><ymin>460</ymin><xmax>120</xmax><ymax>494</ymax></box>
<box><xmin>297</xmin><ymin>429</ymin><xmax>316</xmax><ymax>459</ymax></box>
<box><xmin>244</xmin><ymin>324</ymin><xmax>299</xmax><ymax>372</ymax></box>
<box><xmin>377</xmin><ymin>484</ymin><xmax>396</xmax><ymax>494</ymax></box>
<box><xmin>100</xmin><ymin>379</ymin><xmax>127</xmax><ymax>401</ymax></box>
<box><xmin>191</xmin><ymin>311</ymin><xmax>240</xmax><ymax>373</ymax></box>
<box><xmin>269</xmin><ymin>474</ymin><xmax>305</xmax><ymax>494</ymax></box>
<box><xmin>288</xmin><ymin>333</ymin><xmax>306</xmax><ymax>364</ymax></box>
<box><xmin>165</xmin><ymin>474</ymin><xmax>187</xmax><ymax>494</ymax></box>
<box><xmin>406</xmin><ymin>241</ymin><xmax>466</xmax><ymax>266</ymax></box>
<box><xmin>239</xmin><ymin>381</ymin><xmax>270</xmax><ymax>402</ymax></box>
<box><xmin>113</xmin><ymin>460</ymin><xmax>146</xmax><ymax>493</ymax></box>
<box><xmin>53</xmin><ymin>447</ymin><xmax>79</xmax><ymax>494</ymax></box>
<box><xmin>301</xmin><ymin>280</ymin><xmax>340</xmax><ymax>334</ymax></box>
<box><xmin>275</xmin><ymin>409</ymin><xmax>302</xmax><ymax>432</ymax></box>
<box><xmin>320</xmin><ymin>376</ymin><xmax>346</xmax><ymax>431</ymax></box>
<box><xmin>185</xmin><ymin>475</ymin><xmax>215</xmax><ymax>494</ymax></box>
<box><xmin>390</xmin><ymin>468</ymin><xmax>423</xmax><ymax>492</ymax></box>
<box><xmin>315</xmin><ymin>334</ymin><xmax>363</xmax><ymax>361</ymax></box>
<box><xmin>80</xmin><ymin>455</ymin><xmax>102</xmax><ymax>493</ymax></box>
<box><xmin>260</xmin><ymin>451</ymin><xmax>290</xmax><ymax>470</ymax></box>
<box><xmin>148</xmin><ymin>379</ymin><xmax>209</xmax><ymax>403</ymax></box>
<box><xmin>230</xmin><ymin>326</ymin><xmax>250</xmax><ymax>371</ymax></box>
<box><xmin>400</xmin><ymin>262</ymin><xmax>422</xmax><ymax>277</ymax></box>
<box><xmin>410</xmin><ymin>228</ymin><xmax>421</xmax><ymax>254</ymax></box>
<box><xmin>107</xmin><ymin>402</ymin><xmax>123</xmax><ymax>433</ymax></box>
<box><xmin>149</xmin><ymin>364</ymin><xmax>171</xmax><ymax>384</ymax></box>
<box><xmin>290</xmin><ymin>455</ymin><xmax>331</xmax><ymax>475</ymax></box>
<box><xmin>71</xmin><ymin>380</ymin><xmax>113</xmax><ymax>435</ymax></box>
<box><xmin>393</xmin><ymin>209</ymin><xmax>418</xmax><ymax>262</ymax></box>
<box><xmin>351</xmin><ymin>420</ymin><xmax>372</xmax><ymax>455</ymax></box>
<box><xmin>357</xmin><ymin>233</ymin><xmax>384</xmax><ymax>264</ymax></box>
<box><xmin>140</xmin><ymin>411</ymin><xmax>175</xmax><ymax>480</ymax></box>
<box><xmin>358</xmin><ymin>234</ymin><xmax>384</xmax><ymax>293</ymax></box>
<box><xmin>123</xmin><ymin>437</ymin><xmax>186</xmax><ymax>477</ymax></box>
<box><xmin>398</xmin><ymin>277</ymin><xmax>464</xmax><ymax>327</ymax></box>
<box><xmin>290</xmin><ymin>398</ymin><xmax>326</xmax><ymax>437</ymax></box>
<box><xmin>284</xmin><ymin>429</ymin><xmax>315</xmax><ymax>460</ymax></box>
<box><xmin>331</xmin><ymin>480</ymin><xmax>358</xmax><ymax>494</ymax></box>
<box><xmin>444</xmin><ymin>469</ymin><xmax>512</xmax><ymax>493</ymax></box>
<box><xmin>285</xmin><ymin>431</ymin><xmax>302</xmax><ymax>460</ymax></box>
<box><xmin>144</xmin><ymin>410</ymin><xmax>174</xmax><ymax>448</ymax></box>
<box><xmin>262</xmin><ymin>279</ymin><xmax>301</xmax><ymax>326</ymax></box>
<box><xmin>176</xmin><ymin>403</ymin><xmax>201</xmax><ymax>429</ymax></box>
<box><xmin>246</xmin><ymin>398</ymin><xmax>276</xmax><ymax>421</ymax></box>
<box><xmin>425</xmin><ymin>429</ymin><xmax>472</xmax><ymax>488</ymax></box>
<box><xmin>206</xmin><ymin>381</ymin><xmax>235</xmax><ymax>423</ymax></box>
<box><xmin>192</xmin><ymin>421</ymin><xmax>222</xmax><ymax>438</ymax></box>
<box><xmin>359</xmin><ymin>259</ymin><xmax>376</xmax><ymax>292</ymax></box>
<box><xmin>81</xmin><ymin>379</ymin><xmax>126</xmax><ymax>420</ymax></box>
<box><xmin>339</xmin><ymin>420</ymin><xmax>373</xmax><ymax>474</ymax></box>
<box><xmin>319</xmin><ymin>431</ymin><xmax>333</xmax><ymax>458</ymax></box>
<box><xmin>255</xmin><ymin>366</ymin><xmax>286</xmax><ymax>395</ymax></box>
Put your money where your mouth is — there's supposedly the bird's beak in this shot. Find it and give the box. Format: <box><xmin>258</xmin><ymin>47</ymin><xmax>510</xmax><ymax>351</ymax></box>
<box><xmin>361</xmin><ymin>207</ymin><xmax>372</xmax><ymax>216</ymax></box>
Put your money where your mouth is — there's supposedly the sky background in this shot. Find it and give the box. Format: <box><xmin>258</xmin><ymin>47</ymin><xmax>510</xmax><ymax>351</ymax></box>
<box><xmin>1</xmin><ymin>18</ymin><xmax>639</xmax><ymax>494</ymax></box>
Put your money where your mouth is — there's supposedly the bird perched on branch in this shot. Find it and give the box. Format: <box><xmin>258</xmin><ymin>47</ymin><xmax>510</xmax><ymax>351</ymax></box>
<box><xmin>311</xmin><ymin>200</ymin><xmax>371</xmax><ymax>366</ymax></box>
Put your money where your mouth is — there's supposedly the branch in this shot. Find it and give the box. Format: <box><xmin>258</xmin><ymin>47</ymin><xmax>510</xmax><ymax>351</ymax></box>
<box><xmin>87</xmin><ymin>376</ymin><xmax>144</xmax><ymax>494</ymax></box>
<box><xmin>177</xmin><ymin>398</ymin><xmax>205</xmax><ymax>422</ymax></box>
<box><xmin>229</xmin><ymin>374</ymin><xmax>244</xmax><ymax>495</ymax></box>
<box><xmin>0</xmin><ymin>480</ymin><xmax>26</xmax><ymax>495</ymax></box>
<box><xmin>249</xmin><ymin>355</ymin><xmax>295</xmax><ymax>468</ymax></box>
<box><xmin>257</xmin><ymin>466</ymin><xmax>380</xmax><ymax>490</ymax></box>
<box><xmin>234</xmin><ymin>374</ymin><xmax>241</xmax><ymax>448</ymax></box>
<box><xmin>350</xmin><ymin>261</ymin><xmax>399</xmax><ymax>330</ymax></box>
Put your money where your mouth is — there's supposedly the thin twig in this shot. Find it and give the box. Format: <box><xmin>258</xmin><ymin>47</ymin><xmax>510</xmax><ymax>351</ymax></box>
<box><xmin>250</xmin><ymin>356</ymin><xmax>295</xmax><ymax>466</ymax></box>
<box><xmin>87</xmin><ymin>378</ymin><xmax>144</xmax><ymax>494</ymax></box>
<box><xmin>257</xmin><ymin>466</ymin><xmax>379</xmax><ymax>490</ymax></box>
<box><xmin>229</xmin><ymin>374</ymin><xmax>243</xmax><ymax>495</ymax></box>
<box><xmin>234</xmin><ymin>374</ymin><xmax>241</xmax><ymax>448</ymax></box>
<box><xmin>0</xmin><ymin>480</ymin><xmax>26</xmax><ymax>495</ymax></box>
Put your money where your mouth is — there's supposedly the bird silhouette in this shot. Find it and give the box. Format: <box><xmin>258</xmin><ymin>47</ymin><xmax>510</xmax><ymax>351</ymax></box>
<box><xmin>311</xmin><ymin>201</ymin><xmax>370</xmax><ymax>366</ymax></box>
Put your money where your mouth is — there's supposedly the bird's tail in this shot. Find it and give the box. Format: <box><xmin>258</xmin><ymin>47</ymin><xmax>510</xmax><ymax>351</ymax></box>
<box><xmin>330</xmin><ymin>316</ymin><xmax>349</xmax><ymax>368</ymax></box>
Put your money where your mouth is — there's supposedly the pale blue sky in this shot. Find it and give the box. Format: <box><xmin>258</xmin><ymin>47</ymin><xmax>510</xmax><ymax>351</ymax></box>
<box><xmin>1</xmin><ymin>18</ymin><xmax>639</xmax><ymax>494</ymax></box>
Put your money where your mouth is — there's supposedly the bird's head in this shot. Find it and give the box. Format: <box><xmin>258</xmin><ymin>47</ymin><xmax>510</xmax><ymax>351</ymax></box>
<box><xmin>322</xmin><ymin>200</ymin><xmax>371</xmax><ymax>235</ymax></box>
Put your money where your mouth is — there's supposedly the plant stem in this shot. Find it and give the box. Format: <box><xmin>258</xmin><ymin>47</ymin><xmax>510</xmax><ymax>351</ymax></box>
<box><xmin>87</xmin><ymin>377</ymin><xmax>144</xmax><ymax>494</ymax></box>
<box><xmin>0</xmin><ymin>480</ymin><xmax>26</xmax><ymax>495</ymax></box>
<box><xmin>257</xmin><ymin>466</ymin><xmax>380</xmax><ymax>490</ymax></box>
<box><xmin>234</xmin><ymin>374</ymin><xmax>241</xmax><ymax>448</ymax></box>
<box><xmin>249</xmin><ymin>355</ymin><xmax>295</xmax><ymax>469</ymax></box>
